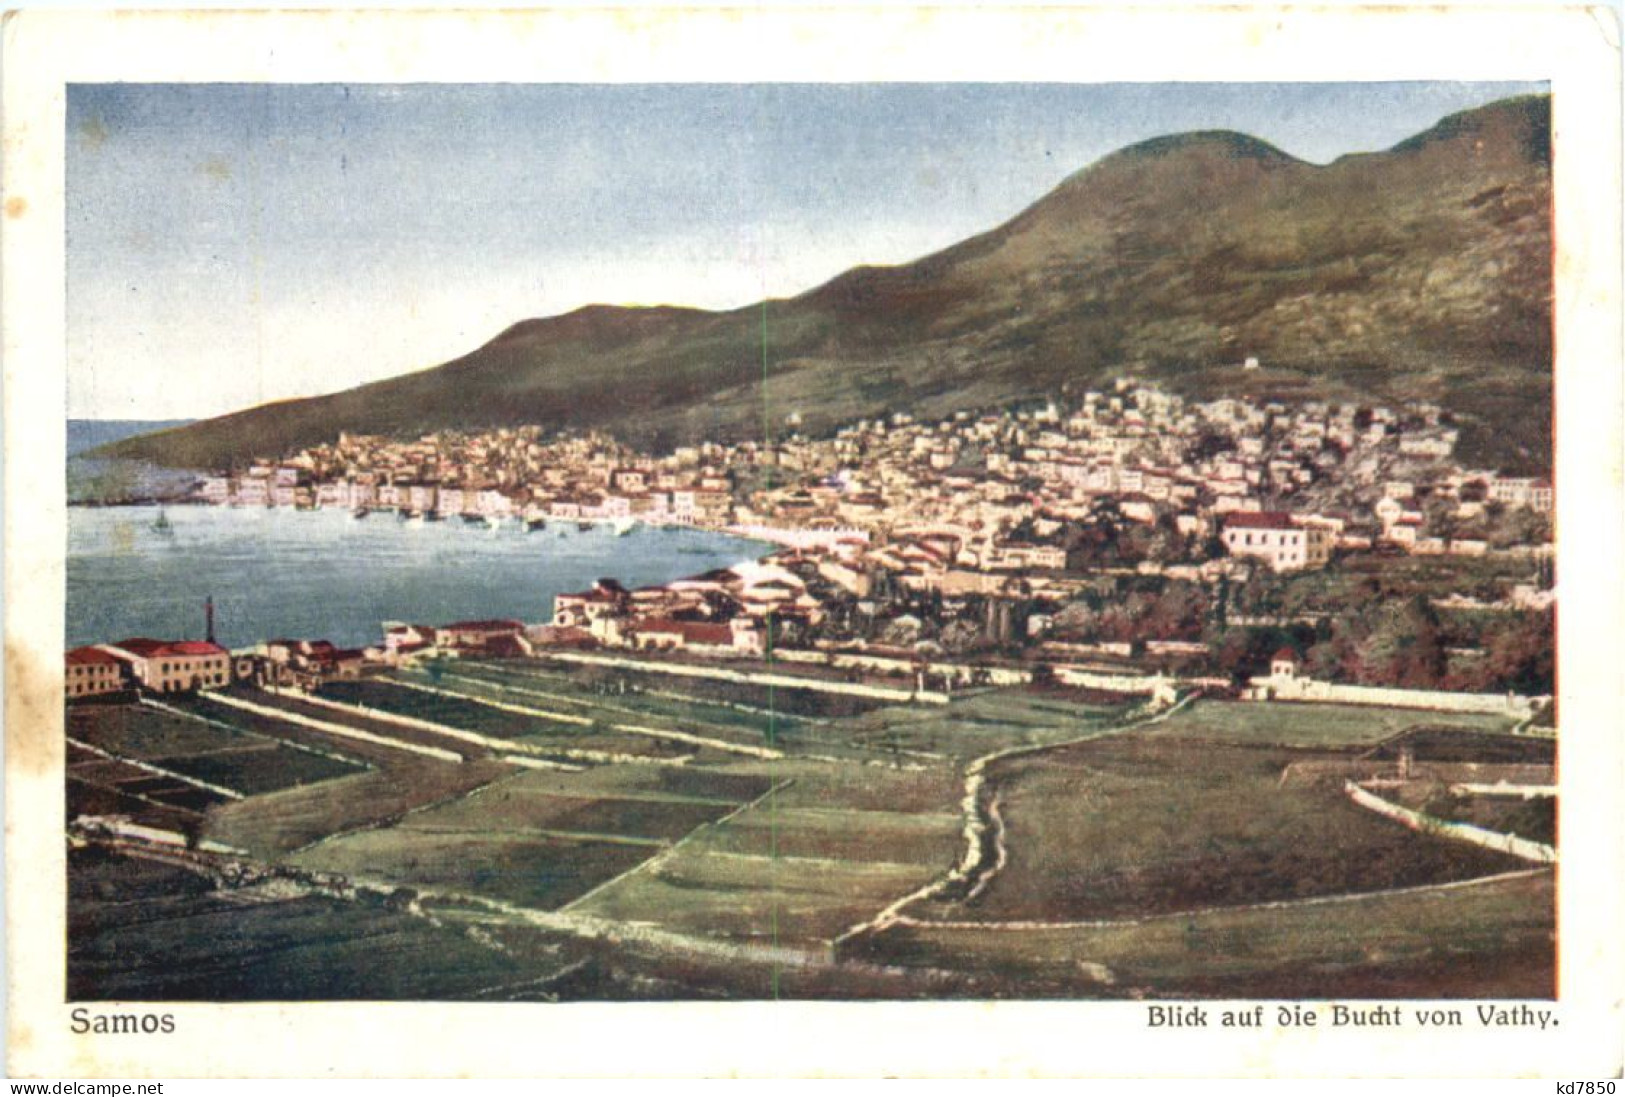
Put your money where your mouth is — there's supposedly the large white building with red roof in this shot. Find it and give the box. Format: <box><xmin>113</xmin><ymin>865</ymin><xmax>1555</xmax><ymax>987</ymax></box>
<box><xmin>65</xmin><ymin>646</ymin><xmax>126</xmax><ymax>699</ymax></box>
<box><xmin>1220</xmin><ymin>512</ymin><xmax>1332</xmax><ymax>572</ymax></box>
<box><xmin>98</xmin><ymin>638</ymin><xmax>231</xmax><ymax>694</ymax></box>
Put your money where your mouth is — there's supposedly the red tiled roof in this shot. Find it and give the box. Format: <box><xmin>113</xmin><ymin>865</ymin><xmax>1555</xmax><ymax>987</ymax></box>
<box><xmin>677</xmin><ymin>622</ymin><xmax>734</xmax><ymax>646</ymax></box>
<box><xmin>165</xmin><ymin>641</ymin><xmax>228</xmax><ymax>657</ymax></box>
<box><xmin>636</xmin><ymin>617</ymin><xmax>734</xmax><ymax>646</ymax></box>
<box><xmin>110</xmin><ymin>638</ymin><xmax>168</xmax><ymax>657</ymax></box>
<box><xmin>441</xmin><ymin>619</ymin><xmax>524</xmax><ymax>632</ymax></box>
<box><xmin>66</xmin><ymin>646</ymin><xmax>122</xmax><ymax>666</ymax></box>
<box><xmin>1223</xmin><ymin>511</ymin><xmax>1297</xmax><ymax>530</ymax></box>
<box><xmin>110</xmin><ymin>638</ymin><xmax>226</xmax><ymax>658</ymax></box>
<box><xmin>635</xmin><ymin>617</ymin><xmax>687</xmax><ymax>636</ymax></box>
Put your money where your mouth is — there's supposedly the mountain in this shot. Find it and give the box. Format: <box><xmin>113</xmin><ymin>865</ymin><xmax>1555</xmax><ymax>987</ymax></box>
<box><xmin>68</xmin><ymin>418</ymin><xmax>194</xmax><ymax>457</ymax></box>
<box><xmin>101</xmin><ymin>95</ymin><xmax>1553</xmax><ymax>472</ymax></box>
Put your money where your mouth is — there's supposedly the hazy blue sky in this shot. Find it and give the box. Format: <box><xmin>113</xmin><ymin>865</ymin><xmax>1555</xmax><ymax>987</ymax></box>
<box><xmin>68</xmin><ymin>82</ymin><xmax>1545</xmax><ymax>419</ymax></box>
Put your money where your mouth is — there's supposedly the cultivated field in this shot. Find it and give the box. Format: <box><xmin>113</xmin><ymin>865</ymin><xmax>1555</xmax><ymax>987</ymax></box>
<box><xmin>291</xmin><ymin>760</ymin><xmax>778</xmax><ymax>910</ymax></box>
<box><xmin>67</xmin><ymin>669</ymin><xmax>1555</xmax><ymax>1001</ymax></box>
<box><xmin>564</xmin><ymin>757</ymin><xmax>964</xmax><ymax>947</ymax></box>
<box><xmin>66</xmin><ymin>704</ymin><xmax>367</xmax><ymax>831</ymax></box>
<box><xmin>1135</xmin><ymin>698</ymin><xmax>1519</xmax><ymax>748</ymax></box>
<box><xmin>851</xmin><ymin>870</ymin><xmax>1555</xmax><ymax>999</ymax></box>
<box><xmin>419</xmin><ymin>660</ymin><xmax>819</xmax><ymax>753</ymax></box>
<box><xmin>68</xmin><ymin>847</ymin><xmax>580</xmax><ymax>1001</ymax></box>
<box><xmin>914</xmin><ymin>735</ymin><xmax>1528</xmax><ymax>924</ymax></box>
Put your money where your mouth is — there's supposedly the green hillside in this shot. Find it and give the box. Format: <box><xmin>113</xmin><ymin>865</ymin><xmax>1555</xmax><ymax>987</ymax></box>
<box><xmin>103</xmin><ymin>95</ymin><xmax>1553</xmax><ymax>472</ymax></box>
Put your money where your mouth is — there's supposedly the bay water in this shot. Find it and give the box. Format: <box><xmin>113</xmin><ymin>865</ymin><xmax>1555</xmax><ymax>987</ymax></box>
<box><xmin>66</xmin><ymin>505</ymin><xmax>768</xmax><ymax>650</ymax></box>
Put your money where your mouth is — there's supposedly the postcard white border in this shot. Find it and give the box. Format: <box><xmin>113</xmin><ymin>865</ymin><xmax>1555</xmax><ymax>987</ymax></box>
<box><xmin>5</xmin><ymin>5</ymin><xmax>1622</xmax><ymax>1078</ymax></box>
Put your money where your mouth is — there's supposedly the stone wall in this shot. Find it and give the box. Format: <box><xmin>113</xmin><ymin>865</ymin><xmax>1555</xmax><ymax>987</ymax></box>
<box><xmin>1345</xmin><ymin>781</ymin><xmax>1556</xmax><ymax>864</ymax></box>
<box><xmin>1250</xmin><ymin>673</ymin><xmax>1536</xmax><ymax>717</ymax></box>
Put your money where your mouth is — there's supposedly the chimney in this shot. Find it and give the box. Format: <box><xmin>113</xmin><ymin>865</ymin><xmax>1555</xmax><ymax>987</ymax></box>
<box><xmin>205</xmin><ymin>596</ymin><xmax>216</xmax><ymax>645</ymax></box>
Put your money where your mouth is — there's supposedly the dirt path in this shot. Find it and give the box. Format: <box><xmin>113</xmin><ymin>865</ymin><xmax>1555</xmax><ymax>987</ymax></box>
<box><xmin>833</xmin><ymin>691</ymin><xmax>1198</xmax><ymax>947</ymax></box>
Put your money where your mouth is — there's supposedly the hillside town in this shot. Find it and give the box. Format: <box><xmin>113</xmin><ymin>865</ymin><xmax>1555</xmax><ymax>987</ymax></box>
<box><xmin>63</xmin><ymin>378</ymin><xmax>1546</xmax><ymax>705</ymax></box>
<box><xmin>49</xmin><ymin>80</ymin><xmax>1574</xmax><ymax>1024</ymax></box>
<box><xmin>194</xmin><ymin>378</ymin><xmax>1552</xmax><ymax>566</ymax></box>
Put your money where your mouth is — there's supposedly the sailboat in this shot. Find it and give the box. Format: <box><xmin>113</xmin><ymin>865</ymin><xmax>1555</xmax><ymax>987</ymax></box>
<box><xmin>151</xmin><ymin>508</ymin><xmax>174</xmax><ymax>535</ymax></box>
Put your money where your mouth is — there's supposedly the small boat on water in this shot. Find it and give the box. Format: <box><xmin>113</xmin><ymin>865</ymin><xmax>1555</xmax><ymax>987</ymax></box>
<box><xmin>485</xmin><ymin>514</ymin><xmax>508</xmax><ymax>531</ymax></box>
<box><xmin>151</xmin><ymin>509</ymin><xmax>174</xmax><ymax>535</ymax></box>
<box><xmin>526</xmin><ymin>517</ymin><xmax>548</xmax><ymax>532</ymax></box>
<box><xmin>351</xmin><ymin>507</ymin><xmax>370</xmax><ymax>520</ymax></box>
<box><xmin>462</xmin><ymin>513</ymin><xmax>487</xmax><ymax>526</ymax></box>
<box><xmin>611</xmin><ymin>517</ymin><xmax>637</xmax><ymax>537</ymax></box>
<box><xmin>403</xmin><ymin>509</ymin><xmax>426</xmax><ymax>526</ymax></box>
<box><xmin>577</xmin><ymin>520</ymin><xmax>595</xmax><ymax>532</ymax></box>
<box><xmin>423</xmin><ymin>510</ymin><xmax>443</xmax><ymax>522</ymax></box>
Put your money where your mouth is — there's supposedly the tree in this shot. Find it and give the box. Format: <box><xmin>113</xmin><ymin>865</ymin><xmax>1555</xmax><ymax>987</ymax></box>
<box><xmin>1052</xmin><ymin>599</ymin><xmax>1100</xmax><ymax>641</ymax></box>
<box><xmin>1481</xmin><ymin>609</ymin><xmax>1555</xmax><ymax>694</ymax></box>
<box><xmin>1143</xmin><ymin>581</ymin><xmax>1209</xmax><ymax>640</ymax></box>
<box><xmin>1352</xmin><ymin>596</ymin><xmax>1446</xmax><ymax>688</ymax></box>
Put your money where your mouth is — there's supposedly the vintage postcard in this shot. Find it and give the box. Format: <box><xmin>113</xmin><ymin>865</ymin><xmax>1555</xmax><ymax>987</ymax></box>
<box><xmin>5</xmin><ymin>5</ymin><xmax>1622</xmax><ymax>1080</ymax></box>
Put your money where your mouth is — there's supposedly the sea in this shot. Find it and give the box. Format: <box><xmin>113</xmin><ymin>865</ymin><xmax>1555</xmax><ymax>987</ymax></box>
<box><xmin>67</xmin><ymin>419</ymin><xmax>201</xmax><ymax>505</ymax></box>
<box><xmin>65</xmin><ymin>505</ymin><xmax>769</xmax><ymax>651</ymax></box>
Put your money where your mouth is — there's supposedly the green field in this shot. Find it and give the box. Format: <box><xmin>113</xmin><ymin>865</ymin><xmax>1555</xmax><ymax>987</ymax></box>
<box><xmin>292</xmin><ymin>828</ymin><xmax>654</xmax><ymax>909</ymax></box>
<box><xmin>920</xmin><ymin>734</ymin><xmax>1527</xmax><ymax>924</ymax></box>
<box><xmin>320</xmin><ymin>678</ymin><xmax>582</xmax><ymax>740</ymax></box>
<box><xmin>69</xmin><ymin>667</ymin><xmax>1554</xmax><ymax>1000</ymax></box>
<box><xmin>283</xmin><ymin>759</ymin><xmax>784</xmax><ymax>911</ymax></box>
<box><xmin>852</xmin><ymin>871</ymin><xmax>1555</xmax><ymax>999</ymax></box>
<box><xmin>203</xmin><ymin>759</ymin><xmax>518</xmax><ymax>858</ymax></box>
<box><xmin>1138</xmin><ymin>699</ymin><xmax>1519</xmax><ymax>748</ymax></box>
<box><xmin>428</xmin><ymin>661</ymin><xmax>812</xmax><ymax>752</ymax></box>
<box><xmin>186</xmin><ymin>692</ymin><xmax>434</xmax><ymax>767</ymax></box>
<box><xmin>66</xmin><ymin>704</ymin><xmax>360</xmax><ymax>824</ymax></box>
<box><xmin>69</xmin><ymin>705</ymin><xmax>261</xmax><ymax>759</ymax></box>
<box><xmin>155</xmin><ymin>746</ymin><xmax>361</xmax><ymax>796</ymax></box>
<box><xmin>565</xmin><ymin>756</ymin><xmax>963</xmax><ymax>946</ymax></box>
<box><xmin>69</xmin><ymin>848</ymin><xmax>580</xmax><ymax>1001</ymax></box>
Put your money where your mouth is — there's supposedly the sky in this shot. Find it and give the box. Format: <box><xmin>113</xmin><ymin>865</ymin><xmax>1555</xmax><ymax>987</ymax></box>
<box><xmin>67</xmin><ymin>81</ymin><xmax>1546</xmax><ymax>421</ymax></box>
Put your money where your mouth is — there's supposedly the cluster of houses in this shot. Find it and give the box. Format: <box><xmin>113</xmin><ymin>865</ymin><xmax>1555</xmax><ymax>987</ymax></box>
<box><xmin>65</xmin><ymin>638</ymin><xmax>232</xmax><ymax>699</ymax></box>
<box><xmin>379</xmin><ymin>619</ymin><xmax>534</xmax><ymax>660</ymax></box>
<box><xmin>191</xmin><ymin>381</ymin><xmax>1551</xmax><ymax>588</ymax></box>
<box><xmin>197</xmin><ymin>427</ymin><xmax>734</xmax><ymax>526</ymax></box>
<box><xmin>546</xmin><ymin>559</ymin><xmax>829</xmax><ymax>655</ymax></box>
<box><xmin>79</xmin><ymin>379</ymin><xmax>1552</xmax><ymax>702</ymax></box>
<box><xmin>64</xmin><ymin>616</ymin><xmax>544</xmax><ymax>702</ymax></box>
<box><xmin>737</xmin><ymin>381</ymin><xmax>1551</xmax><ymax>575</ymax></box>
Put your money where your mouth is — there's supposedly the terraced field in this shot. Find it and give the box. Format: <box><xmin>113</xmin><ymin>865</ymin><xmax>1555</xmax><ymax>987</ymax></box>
<box><xmin>66</xmin><ymin>704</ymin><xmax>367</xmax><ymax>827</ymax></box>
<box><xmin>291</xmin><ymin>761</ymin><xmax>781</xmax><ymax>911</ymax></box>
<box><xmin>203</xmin><ymin>758</ymin><xmax>519</xmax><ymax>858</ymax></box>
<box><xmin>68</xmin><ymin>671</ymin><xmax>1554</xmax><ymax>1000</ymax></box>
<box><xmin>1135</xmin><ymin>698</ymin><xmax>1520</xmax><ymax>747</ymax></box>
<box><xmin>68</xmin><ymin>848</ymin><xmax>579</xmax><ymax>1001</ymax></box>
<box><xmin>405</xmin><ymin>661</ymin><xmax>808</xmax><ymax>754</ymax></box>
<box><xmin>851</xmin><ymin>871</ymin><xmax>1556</xmax><ymax>999</ymax></box>
<box><xmin>915</xmin><ymin>735</ymin><xmax>1528</xmax><ymax>923</ymax></box>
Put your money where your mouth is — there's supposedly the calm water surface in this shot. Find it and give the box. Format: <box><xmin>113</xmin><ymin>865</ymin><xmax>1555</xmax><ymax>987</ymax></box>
<box><xmin>66</xmin><ymin>506</ymin><xmax>768</xmax><ymax>649</ymax></box>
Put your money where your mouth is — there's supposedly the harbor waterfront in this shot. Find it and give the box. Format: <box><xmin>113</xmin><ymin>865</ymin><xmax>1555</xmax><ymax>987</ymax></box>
<box><xmin>48</xmin><ymin>88</ymin><xmax>1563</xmax><ymax>1012</ymax></box>
<box><xmin>66</xmin><ymin>504</ymin><xmax>770</xmax><ymax>650</ymax></box>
